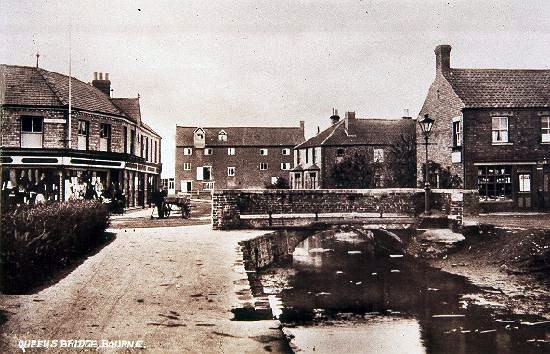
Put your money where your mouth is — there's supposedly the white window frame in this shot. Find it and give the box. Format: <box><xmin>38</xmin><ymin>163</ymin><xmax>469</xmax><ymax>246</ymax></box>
<box><xmin>260</xmin><ymin>148</ymin><xmax>268</xmax><ymax>156</ymax></box>
<box><xmin>280</xmin><ymin>162</ymin><xmax>291</xmax><ymax>170</ymax></box>
<box><xmin>218</xmin><ymin>130</ymin><xmax>227</xmax><ymax>141</ymax></box>
<box><xmin>452</xmin><ymin>116</ymin><xmax>462</xmax><ymax>147</ymax></box>
<box><xmin>541</xmin><ymin>116</ymin><xmax>550</xmax><ymax>143</ymax></box>
<box><xmin>373</xmin><ymin>149</ymin><xmax>384</xmax><ymax>163</ymax></box>
<box><xmin>281</xmin><ymin>148</ymin><xmax>291</xmax><ymax>155</ymax></box>
<box><xmin>492</xmin><ymin>117</ymin><xmax>509</xmax><ymax>143</ymax></box>
<box><xmin>183</xmin><ymin>163</ymin><xmax>191</xmax><ymax>171</ymax></box>
<box><xmin>20</xmin><ymin>116</ymin><xmax>43</xmax><ymax>148</ymax></box>
<box><xmin>227</xmin><ymin>147</ymin><xmax>235</xmax><ymax>155</ymax></box>
<box><xmin>227</xmin><ymin>167</ymin><xmax>235</xmax><ymax>177</ymax></box>
<box><xmin>259</xmin><ymin>162</ymin><xmax>268</xmax><ymax>170</ymax></box>
<box><xmin>183</xmin><ymin>147</ymin><xmax>193</xmax><ymax>155</ymax></box>
<box><xmin>204</xmin><ymin>148</ymin><xmax>213</xmax><ymax>155</ymax></box>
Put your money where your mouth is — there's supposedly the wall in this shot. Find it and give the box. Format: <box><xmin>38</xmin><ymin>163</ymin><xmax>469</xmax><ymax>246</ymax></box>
<box><xmin>212</xmin><ymin>188</ymin><xmax>479</xmax><ymax>229</ymax></box>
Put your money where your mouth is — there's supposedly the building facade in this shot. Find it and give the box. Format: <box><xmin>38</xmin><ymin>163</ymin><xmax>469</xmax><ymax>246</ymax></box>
<box><xmin>418</xmin><ymin>45</ymin><xmax>550</xmax><ymax>211</ymax></box>
<box><xmin>0</xmin><ymin>65</ymin><xmax>162</xmax><ymax>207</ymax></box>
<box><xmin>290</xmin><ymin>111</ymin><xmax>416</xmax><ymax>189</ymax></box>
<box><xmin>175</xmin><ymin>123</ymin><xmax>305</xmax><ymax>193</ymax></box>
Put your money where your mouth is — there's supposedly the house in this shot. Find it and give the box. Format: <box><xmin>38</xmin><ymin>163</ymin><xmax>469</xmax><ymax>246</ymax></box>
<box><xmin>0</xmin><ymin>65</ymin><xmax>162</xmax><ymax>207</ymax></box>
<box><xmin>290</xmin><ymin>111</ymin><xmax>416</xmax><ymax>189</ymax></box>
<box><xmin>418</xmin><ymin>44</ymin><xmax>550</xmax><ymax>211</ymax></box>
<box><xmin>175</xmin><ymin>123</ymin><xmax>305</xmax><ymax>193</ymax></box>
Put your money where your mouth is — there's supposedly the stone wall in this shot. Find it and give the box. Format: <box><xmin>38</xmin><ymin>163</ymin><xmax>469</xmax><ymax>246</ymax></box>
<box><xmin>212</xmin><ymin>188</ymin><xmax>479</xmax><ymax>229</ymax></box>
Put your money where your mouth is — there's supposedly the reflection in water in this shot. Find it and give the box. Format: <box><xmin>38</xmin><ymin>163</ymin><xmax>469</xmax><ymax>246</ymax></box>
<box><xmin>259</xmin><ymin>229</ymin><xmax>550</xmax><ymax>354</ymax></box>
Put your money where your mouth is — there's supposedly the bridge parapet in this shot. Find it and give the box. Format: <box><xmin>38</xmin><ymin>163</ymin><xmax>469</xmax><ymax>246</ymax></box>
<box><xmin>212</xmin><ymin>188</ymin><xmax>479</xmax><ymax>230</ymax></box>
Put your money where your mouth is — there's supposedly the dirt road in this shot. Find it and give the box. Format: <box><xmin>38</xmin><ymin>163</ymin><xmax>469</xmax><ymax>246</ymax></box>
<box><xmin>1</xmin><ymin>224</ymin><xmax>290</xmax><ymax>353</ymax></box>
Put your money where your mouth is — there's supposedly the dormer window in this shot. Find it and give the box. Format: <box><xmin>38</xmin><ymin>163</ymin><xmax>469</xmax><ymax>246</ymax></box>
<box><xmin>218</xmin><ymin>130</ymin><xmax>227</xmax><ymax>141</ymax></box>
<box><xmin>193</xmin><ymin>127</ymin><xmax>206</xmax><ymax>148</ymax></box>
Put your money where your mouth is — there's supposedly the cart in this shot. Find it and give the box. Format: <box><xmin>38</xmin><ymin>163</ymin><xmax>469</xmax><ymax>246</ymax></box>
<box><xmin>163</xmin><ymin>195</ymin><xmax>191</xmax><ymax>218</ymax></box>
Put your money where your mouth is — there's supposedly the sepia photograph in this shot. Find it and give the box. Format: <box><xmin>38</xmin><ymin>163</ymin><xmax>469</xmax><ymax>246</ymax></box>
<box><xmin>1</xmin><ymin>1</ymin><xmax>549</xmax><ymax>353</ymax></box>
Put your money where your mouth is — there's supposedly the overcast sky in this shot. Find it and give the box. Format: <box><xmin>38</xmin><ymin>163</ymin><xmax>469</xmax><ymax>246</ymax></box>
<box><xmin>1</xmin><ymin>0</ymin><xmax>549</xmax><ymax>177</ymax></box>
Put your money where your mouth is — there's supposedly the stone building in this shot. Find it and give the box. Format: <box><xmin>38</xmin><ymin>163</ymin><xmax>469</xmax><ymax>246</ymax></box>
<box><xmin>0</xmin><ymin>64</ymin><xmax>162</xmax><ymax>207</ymax></box>
<box><xmin>290</xmin><ymin>111</ymin><xmax>416</xmax><ymax>189</ymax></box>
<box><xmin>418</xmin><ymin>44</ymin><xmax>550</xmax><ymax>211</ymax></box>
<box><xmin>175</xmin><ymin>123</ymin><xmax>305</xmax><ymax>193</ymax></box>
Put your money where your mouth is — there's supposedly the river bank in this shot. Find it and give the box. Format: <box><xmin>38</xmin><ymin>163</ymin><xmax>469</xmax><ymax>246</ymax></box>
<box><xmin>406</xmin><ymin>222</ymin><xmax>550</xmax><ymax>319</ymax></box>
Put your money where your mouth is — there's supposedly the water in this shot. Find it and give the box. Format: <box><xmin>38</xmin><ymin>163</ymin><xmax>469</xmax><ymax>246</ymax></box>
<box><xmin>257</xmin><ymin>229</ymin><xmax>550</xmax><ymax>354</ymax></box>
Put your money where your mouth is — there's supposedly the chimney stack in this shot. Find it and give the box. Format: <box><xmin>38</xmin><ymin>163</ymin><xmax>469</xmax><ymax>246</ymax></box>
<box><xmin>299</xmin><ymin>120</ymin><xmax>305</xmax><ymax>132</ymax></box>
<box><xmin>92</xmin><ymin>71</ymin><xmax>112</xmax><ymax>97</ymax></box>
<box><xmin>435</xmin><ymin>44</ymin><xmax>452</xmax><ymax>75</ymax></box>
<box><xmin>402</xmin><ymin>108</ymin><xmax>411</xmax><ymax>119</ymax></box>
<box><xmin>330</xmin><ymin>108</ymin><xmax>340</xmax><ymax>125</ymax></box>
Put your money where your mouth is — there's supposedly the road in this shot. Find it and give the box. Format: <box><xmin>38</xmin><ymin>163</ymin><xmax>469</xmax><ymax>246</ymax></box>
<box><xmin>1</xmin><ymin>221</ymin><xmax>290</xmax><ymax>353</ymax></box>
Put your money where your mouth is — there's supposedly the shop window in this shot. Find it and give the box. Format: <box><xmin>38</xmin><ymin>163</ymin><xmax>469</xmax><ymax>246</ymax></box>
<box><xmin>77</xmin><ymin>120</ymin><xmax>89</xmax><ymax>150</ymax></box>
<box><xmin>21</xmin><ymin>116</ymin><xmax>43</xmax><ymax>148</ymax></box>
<box><xmin>477</xmin><ymin>166</ymin><xmax>512</xmax><ymax>201</ymax></box>
<box><xmin>542</xmin><ymin>116</ymin><xmax>550</xmax><ymax>143</ymax></box>
<box><xmin>100</xmin><ymin>123</ymin><xmax>111</xmax><ymax>152</ymax></box>
<box><xmin>492</xmin><ymin>117</ymin><xmax>509</xmax><ymax>143</ymax></box>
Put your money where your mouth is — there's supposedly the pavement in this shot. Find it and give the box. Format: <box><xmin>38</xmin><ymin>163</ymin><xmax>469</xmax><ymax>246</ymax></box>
<box><xmin>0</xmin><ymin>224</ymin><xmax>290</xmax><ymax>353</ymax></box>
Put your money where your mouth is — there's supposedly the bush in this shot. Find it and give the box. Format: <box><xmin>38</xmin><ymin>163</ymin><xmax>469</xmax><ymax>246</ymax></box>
<box><xmin>0</xmin><ymin>200</ymin><xmax>110</xmax><ymax>293</ymax></box>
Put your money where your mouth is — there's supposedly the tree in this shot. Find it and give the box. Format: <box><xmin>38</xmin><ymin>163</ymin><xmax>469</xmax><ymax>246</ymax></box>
<box><xmin>265</xmin><ymin>176</ymin><xmax>290</xmax><ymax>189</ymax></box>
<box><xmin>330</xmin><ymin>152</ymin><xmax>380</xmax><ymax>188</ymax></box>
<box><xmin>388</xmin><ymin>134</ymin><xmax>416</xmax><ymax>187</ymax></box>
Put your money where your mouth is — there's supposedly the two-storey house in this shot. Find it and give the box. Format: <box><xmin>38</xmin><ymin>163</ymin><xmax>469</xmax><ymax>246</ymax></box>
<box><xmin>418</xmin><ymin>45</ymin><xmax>550</xmax><ymax>211</ymax></box>
<box><xmin>0</xmin><ymin>65</ymin><xmax>162</xmax><ymax>207</ymax></box>
<box><xmin>175</xmin><ymin>123</ymin><xmax>305</xmax><ymax>194</ymax></box>
<box><xmin>290</xmin><ymin>111</ymin><xmax>416</xmax><ymax>189</ymax></box>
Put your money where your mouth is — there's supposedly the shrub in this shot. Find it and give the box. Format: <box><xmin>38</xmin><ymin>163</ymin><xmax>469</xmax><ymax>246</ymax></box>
<box><xmin>0</xmin><ymin>200</ymin><xmax>110</xmax><ymax>293</ymax></box>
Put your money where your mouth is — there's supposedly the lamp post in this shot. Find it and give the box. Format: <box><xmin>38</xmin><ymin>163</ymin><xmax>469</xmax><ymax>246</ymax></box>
<box><xmin>419</xmin><ymin>114</ymin><xmax>435</xmax><ymax>215</ymax></box>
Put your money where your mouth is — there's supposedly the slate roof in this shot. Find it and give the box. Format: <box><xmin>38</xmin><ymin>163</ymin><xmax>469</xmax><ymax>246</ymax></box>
<box><xmin>445</xmin><ymin>68</ymin><xmax>550</xmax><ymax>108</ymax></box>
<box><xmin>296</xmin><ymin>118</ymin><xmax>415</xmax><ymax>148</ymax></box>
<box><xmin>111</xmin><ymin>98</ymin><xmax>141</xmax><ymax>123</ymax></box>
<box><xmin>176</xmin><ymin>126</ymin><xmax>305</xmax><ymax>147</ymax></box>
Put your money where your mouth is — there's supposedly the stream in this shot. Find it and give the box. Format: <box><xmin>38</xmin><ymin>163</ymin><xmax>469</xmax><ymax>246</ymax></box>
<box><xmin>256</xmin><ymin>229</ymin><xmax>549</xmax><ymax>353</ymax></box>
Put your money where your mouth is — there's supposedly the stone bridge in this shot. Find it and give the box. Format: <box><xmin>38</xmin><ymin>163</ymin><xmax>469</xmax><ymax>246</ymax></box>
<box><xmin>212</xmin><ymin>188</ymin><xmax>479</xmax><ymax>230</ymax></box>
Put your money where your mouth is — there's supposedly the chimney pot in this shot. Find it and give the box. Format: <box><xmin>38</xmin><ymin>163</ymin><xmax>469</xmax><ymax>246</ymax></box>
<box><xmin>93</xmin><ymin>72</ymin><xmax>98</xmax><ymax>80</ymax></box>
<box><xmin>105</xmin><ymin>72</ymin><xmax>110</xmax><ymax>81</ymax></box>
<box><xmin>435</xmin><ymin>44</ymin><xmax>452</xmax><ymax>75</ymax></box>
<box><xmin>99</xmin><ymin>72</ymin><xmax>103</xmax><ymax>80</ymax></box>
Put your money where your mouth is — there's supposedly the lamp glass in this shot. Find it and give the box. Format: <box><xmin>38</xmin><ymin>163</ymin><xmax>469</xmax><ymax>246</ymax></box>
<box><xmin>419</xmin><ymin>114</ymin><xmax>434</xmax><ymax>134</ymax></box>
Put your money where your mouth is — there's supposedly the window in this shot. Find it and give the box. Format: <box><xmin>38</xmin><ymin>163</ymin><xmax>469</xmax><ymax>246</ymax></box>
<box><xmin>218</xmin><ymin>130</ymin><xmax>227</xmax><ymax>141</ymax></box>
<box><xmin>337</xmin><ymin>148</ymin><xmax>345</xmax><ymax>157</ymax></box>
<box><xmin>519</xmin><ymin>174</ymin><xmax>531</xmax><ymax>192</ymax></box>
<box><xmin>373</xmin><ymin>149</ymin><xmax>384</xmax><ymax>163</ymax></box>
<box><xmin>130</xmin><ymin>130</ymin><xmax>136</xmax><ymax>155</ymax></box>
<box><xmin>312</xmin><ymin>148</ymin><xmax>316</xmax><ymax>164</ymax></box>
<box><xmin>271</xmin><ymin>177</ymin><xmax>279</xmax><ymax>185</ymax></box>
<box><xmin>542</xmin><ymin>117</ymin><xmax>550</xmax><ymax>143</ymax></box>
<box><xmin>227</xmin><ymin>147</ymin><xmax>235</xmax><ymax>155</ymax></box>
<box><xmin>453</xmin><ymin>120</ymin><xmax>462</xmax><ymax>147</ymax></box>
<box><xmin>227</xmin><ymin>167</ymin><xmax>235</xmax><ymax>176</ymax></box>
<box><xmin>183</xmin><ymin>148</ymin><xmax>192</xmax><ymax>155</ymax></box>
<box><xmin>196</xmin><ymin>167</ymin><xmax>212</xmax><ymax>180</ymax></box>
<box><xmin>20</xmin><ymin>116</ymin><xmax>43</xmax><ymax>148</ymax></box>
<box><xmin>280</xmin><ymin>162</ymin><xmax>291</xmax><ymax>170</ymax></box>
<box><xmin>260</xmin><ymin>148</ymin><xmax>268</xmax><ymax>156</ymax></box>
<box><xmin>123</xmin><ymin>127</ymin><xmax>128</xmax><ymax>153</ymax></box>
<box><xmin>305</xmin><ymin>149</ymin><xmax>309</xmax><ymax>164</ymax></box>
<box><xmin>260</xmin><ymin>162</ymin><xmax>268</xmax><ymax>170</ymax></box>
<box><xmin>204</xmin><ymin>148</ymin><xmax>213</xmax><ymax>155</ymax></box>
<box><xmin>99</xmin><ymin>123</ymin><xmax>112</xmax><ymax>152</ymax></box>
<box><xmin>477</xmin><ymin>166</ymin><xmax>512</xmax><ymax>201</ymax></box>
<box><xmin>77</xmin><ymin>120</ymin><xmax>89</xmax><ymax>150</ymax></box>
<box><xmin>183</xmin><ymin>163</ymin><xmax>191</xmax><ymax>170</ymax></box>
<box><xmin>492</xmin><ymin>117</ymin><xmax>509</xmax><ymax>143</ymax></box>
<box><xmin>282</xmin><ymin>148</ymin><xmax>290</xmax><ymax>155</ymax></box>
<box><xmin>154</xmin><ymin>141</ymin><xmax>158</xmax><ymax>163</ymax></box>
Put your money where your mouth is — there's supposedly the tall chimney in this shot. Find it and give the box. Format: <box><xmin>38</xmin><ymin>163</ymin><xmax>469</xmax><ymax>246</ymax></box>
<box><xmin>92</xmin><ymin>71</ymin><xmax>112</xmax><ymax>97</ymax></box>
<box><xmin>330</xmin><ymin>108</ymin><xmax>340</xmax><ymax>125</ymax></box>
<box><xmin>435</xmin><ymin>44</ymin><xmax>452</xmax><ymax>75</ymax></box>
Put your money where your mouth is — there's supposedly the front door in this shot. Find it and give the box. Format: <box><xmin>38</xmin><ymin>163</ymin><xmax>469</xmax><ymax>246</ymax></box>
<box><xmin>543</xmin><ymin>173</ymin><xmax>550</xmax><ymax>210</ymax></box>
<box><xmin>517</xmin><ymin>173</ymin><xmax>532</xmax><ymax>208</ymax></box>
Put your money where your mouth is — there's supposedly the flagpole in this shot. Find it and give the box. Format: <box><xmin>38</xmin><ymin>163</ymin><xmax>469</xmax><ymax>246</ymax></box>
<box><xmin>68</xmin><ymin>20</ymin><xmax>72</xmax><ymax>149</ymax></box>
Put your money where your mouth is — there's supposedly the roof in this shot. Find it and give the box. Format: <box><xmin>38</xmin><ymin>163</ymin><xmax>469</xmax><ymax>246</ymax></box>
<box><xmin>176</xmin><ymin>126</ymin><xmax>305</xmax><ymax>147</ymax></box>
<box><xmin>445</xmin><ymin>68</ymin><xmax>550</xmax><ymax>108</ymax></box>
<box><xmin>111</xmin><ymin>98</ymin><xmax>141</xmax><ymax>123</ymax></box>
<box><xmin>0</xmin><ymin>64</ymin><xmax>160</xmax><ymax>136</ymax></box>
<box><xmin>296</xmin><ymin>118</ymin><xmax>415</xmax><ymax>148</ymax></box>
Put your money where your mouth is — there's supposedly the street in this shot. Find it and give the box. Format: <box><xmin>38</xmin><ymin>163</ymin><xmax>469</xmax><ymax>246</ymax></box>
<box><xmin>1</xmin><ymin>217</ymin><xmax>290</xmax><ymax>353</ymax></box>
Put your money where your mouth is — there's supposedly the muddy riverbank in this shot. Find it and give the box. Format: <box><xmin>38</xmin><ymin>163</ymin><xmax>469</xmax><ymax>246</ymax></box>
<box><xmin>407</xmin><ymin>224</ymin><xmax>550</xmax><ymax>319</ymax></box>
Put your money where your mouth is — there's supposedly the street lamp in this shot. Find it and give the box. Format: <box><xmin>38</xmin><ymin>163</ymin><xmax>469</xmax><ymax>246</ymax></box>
<box><xmin>419</xmin><ymin>114</ymin><xmax>435</xmax><ymax>215</ymax></box>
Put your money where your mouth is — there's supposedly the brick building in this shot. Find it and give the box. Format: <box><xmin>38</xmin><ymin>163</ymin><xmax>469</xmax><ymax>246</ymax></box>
<box><xmin>0</xmin><ymin>64</ymin><xmax>162</xmax><ymax>207</ymax></box>
<box><xmin>418</xmin><ymin>44</ymin><xmax>550</xmax><ymax>211</ymax></box>
<box><xmin>290</xmin><ymin>111</ymin><xmax>416</xmax><ymax>189</ymax></box>
<box><xmin>175</xmin><ymin>123</ymin><xmax>305</xmax><ymax>193</ymax></box>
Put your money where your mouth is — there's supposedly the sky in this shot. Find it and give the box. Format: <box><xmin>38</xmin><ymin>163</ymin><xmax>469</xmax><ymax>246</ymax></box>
<box><xmin>1</xmin><ymin>0</ymin><xmax>549</xmax><ymax>177</ymax></box>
